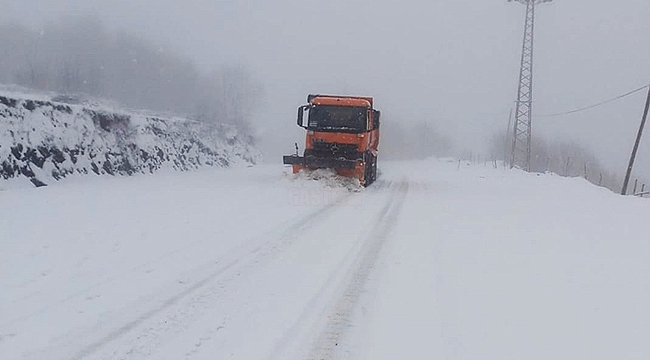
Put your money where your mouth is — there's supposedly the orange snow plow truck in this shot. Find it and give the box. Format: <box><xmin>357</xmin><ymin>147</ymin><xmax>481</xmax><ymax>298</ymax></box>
<box><xmin>283</xmin><ymin>94</ymin><xmax>380</xmax><ymax>187</ymax></box>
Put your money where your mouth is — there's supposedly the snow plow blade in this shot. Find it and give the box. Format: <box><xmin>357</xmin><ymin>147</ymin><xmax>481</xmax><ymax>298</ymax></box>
<box><xmin>283</xmin><ymin>155</ymin><xmax>357</xmax><ymax>170</ymax></box>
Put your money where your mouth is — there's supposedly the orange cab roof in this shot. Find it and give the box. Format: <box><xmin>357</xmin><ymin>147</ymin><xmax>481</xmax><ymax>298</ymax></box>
<box><xmin>308</xmin><ymin>94</ymin><xmax>373</xmax><ymax>108</ymax></box>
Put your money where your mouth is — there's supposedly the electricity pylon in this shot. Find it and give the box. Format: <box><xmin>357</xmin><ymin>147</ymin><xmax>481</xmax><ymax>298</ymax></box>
<box><xmin>509</xmin><ymin>0</ymin><xmax>552</xmax><ymax>171</ymax></box>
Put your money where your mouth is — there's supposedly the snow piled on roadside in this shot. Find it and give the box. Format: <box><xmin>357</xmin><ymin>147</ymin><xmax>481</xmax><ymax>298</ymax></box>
<box><xmin>0</xmin><ymin>91</ymin><xmax>261</xmax><ymax>187</ymax></box>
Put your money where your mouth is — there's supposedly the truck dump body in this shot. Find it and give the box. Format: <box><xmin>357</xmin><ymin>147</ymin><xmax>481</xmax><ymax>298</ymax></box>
<box><xmin>283</xmin><ymin>94</ymin><xmax>380</xmax><ymax>187</ymax></box>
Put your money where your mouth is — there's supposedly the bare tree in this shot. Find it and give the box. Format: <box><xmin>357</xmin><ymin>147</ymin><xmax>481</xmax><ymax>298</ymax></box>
<box><xmin>489</xmin><ymin>131</ymin><xmax>636</xmax><ymax>193</ymax></box>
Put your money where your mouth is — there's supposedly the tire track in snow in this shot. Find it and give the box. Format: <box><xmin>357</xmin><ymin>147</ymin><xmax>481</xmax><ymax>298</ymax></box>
<box><xmin>267</xmin><ymin>181</ymin><xmax>408</xmax><ymax>360</ymax></box>
<box><xmin>5</xmin><ymin>193</ymin><xmax>339</xmax><ymax>328</ymax></box>
<box><xmin>3</xmin><ymin>228</ymin><xmax>245</xmax><ymax>327</ymax></box>
<box><xmin>30</xmin><ymin>190</ymin><xmax>356</xmax><ymax>360</ymax></box>
<box><xmin>305</xmin><ymin>180</ymin><xmax>409</xmax><ymax>360</ymax></box>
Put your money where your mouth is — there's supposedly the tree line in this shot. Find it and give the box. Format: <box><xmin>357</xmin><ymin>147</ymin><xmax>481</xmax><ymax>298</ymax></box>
<box><xmin>0</xmin><ymin>17</ymin><xmax>261</xmax><ymax>130</ymax></box>
<box><xmin>489</xmin><ymin>132</ymin><xmax>637</xmax><ymax>193</ymax></box>
<box><xmin>380</xmin><ymin>119</ymin><xmax>454</xmax><ymax>160</ymax></box>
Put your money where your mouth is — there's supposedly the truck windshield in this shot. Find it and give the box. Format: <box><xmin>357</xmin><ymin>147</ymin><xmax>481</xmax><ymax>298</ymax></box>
<box><xmin>308</xmin><ymin>105</ymin><xmax>367</xmax><ymax>132</ymax></box>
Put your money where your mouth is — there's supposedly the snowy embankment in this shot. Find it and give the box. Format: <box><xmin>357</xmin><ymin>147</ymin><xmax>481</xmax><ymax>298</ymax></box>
<box><xmin>0</xmin><ymin>92</ymin><xmax>260</xmax><ymax>187</ymax></box>
<box><xmin>1</xmin><ymin>159</ymin><xmax>648</xmax><ymax>360</ymax></box>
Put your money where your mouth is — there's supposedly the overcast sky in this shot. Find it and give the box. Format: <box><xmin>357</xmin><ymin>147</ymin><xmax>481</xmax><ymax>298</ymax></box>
<box><xmin>2</xmin><ymin>0</ymin><xmax>650</xmax><ymax>179</ymax></box>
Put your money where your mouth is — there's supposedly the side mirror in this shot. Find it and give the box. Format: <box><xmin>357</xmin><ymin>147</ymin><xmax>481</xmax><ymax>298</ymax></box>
<box><xmin>373</xmin><ymin>110</ymin><xmax>381</xmax><ymax>129</ymax></box>
<box><xmin>297</xmin><ymin>105</ymin><xmax>309</xmax><ymax>128</ymax></box>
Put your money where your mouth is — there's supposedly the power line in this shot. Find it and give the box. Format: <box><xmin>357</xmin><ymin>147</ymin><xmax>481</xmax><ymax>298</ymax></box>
<box><xmin>536</xmin><ymin>83</ymin><xmax>650</xmax><ymax>118</ymax></box>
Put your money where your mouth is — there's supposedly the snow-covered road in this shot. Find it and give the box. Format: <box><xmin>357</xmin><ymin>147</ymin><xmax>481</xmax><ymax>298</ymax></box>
<box><xmin>1</xmin><ymin>159</ymin><xmax>649</xmax><ymax>359</ymax></box>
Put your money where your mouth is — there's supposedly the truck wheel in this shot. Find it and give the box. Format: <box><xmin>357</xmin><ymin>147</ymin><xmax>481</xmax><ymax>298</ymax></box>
<box><xmin>363</xmin><ymin>153</ymin><xmax>376</xmax><ymax>187</ymax></box>
<box><xmin>362</xmin><ymin>152</ymin><xmax>371</xmax><ymax>187</ymax></box>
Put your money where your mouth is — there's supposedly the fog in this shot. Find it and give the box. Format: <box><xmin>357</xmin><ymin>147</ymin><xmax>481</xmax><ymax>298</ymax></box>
<box><xmin>2</xmin><ymin>0</ymin><xmax>650</xmax><ymax>183</ymax></box>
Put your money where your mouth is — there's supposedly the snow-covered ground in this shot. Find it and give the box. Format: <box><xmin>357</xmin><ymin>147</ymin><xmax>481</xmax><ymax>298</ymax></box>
<box><xmin>1</xmin><ymin>159</ymin><xmax>648</xmax><ymax>359</ymax></box>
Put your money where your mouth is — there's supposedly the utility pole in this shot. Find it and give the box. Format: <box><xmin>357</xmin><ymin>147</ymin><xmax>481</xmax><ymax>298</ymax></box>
<box><xmin>509</xmin><ymin>0</ymin><xmax>552</xmax><ymax>171</ymax></box>
<box><xmin>621</xmin><ymin>85</ymin><xmax>650</xmax><ymax>195</ymax></box>
<box><xmin>505</xmin><ymin>108</ymin><xmax>513</xmax><ymax>167</ymax></box>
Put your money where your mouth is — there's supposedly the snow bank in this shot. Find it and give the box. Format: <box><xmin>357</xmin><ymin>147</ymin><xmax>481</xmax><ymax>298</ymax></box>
<box><xmin>0</xmin><ymin>92</ymin><xmax>261</xmax><ymax>186</ymax></box>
